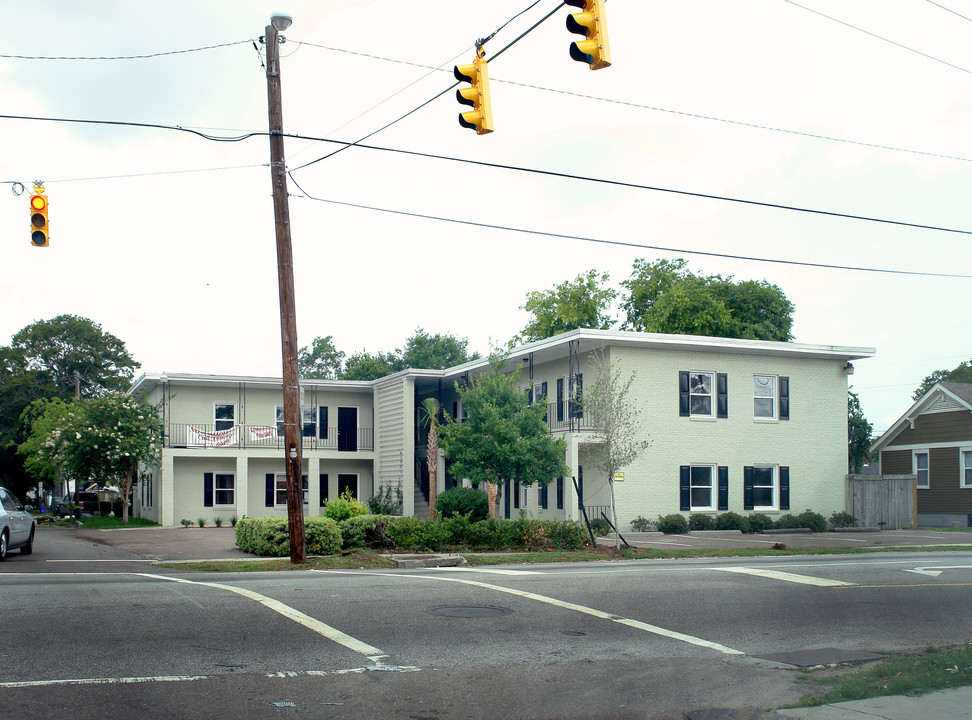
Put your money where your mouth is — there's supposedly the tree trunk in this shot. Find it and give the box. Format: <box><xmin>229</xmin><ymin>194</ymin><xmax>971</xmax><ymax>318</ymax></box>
<box><xmin>609</xmin><ymin>476</ymin><xmax>620</xmax><ymax>550</ymax></box>
<box><xmin>427</xmin><ymin>427</ymin><xmax>438</xmax><ymax>520</ymax></box>
<box><xmin>487</xmin><ymin>481</ymin><xmax>498</xmax><ymax>519</ymax></box>
<box><xmin>122</xmin><ymin>467</ymin><xmax>132</xmax><ymax>525</ymax></box>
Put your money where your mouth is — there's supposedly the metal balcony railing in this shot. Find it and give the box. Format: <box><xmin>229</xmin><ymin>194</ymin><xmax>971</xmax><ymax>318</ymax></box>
<box><xmin>165</xmin><ymin>424</ymin><xmax>373</xmax><ymax>451</ymax></box>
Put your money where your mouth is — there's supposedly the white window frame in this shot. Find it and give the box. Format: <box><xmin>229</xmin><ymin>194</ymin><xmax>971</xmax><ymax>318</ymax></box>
<box><xmin>753</xmin><ymin>375</ymin><xmax>777</xmax><ymax>420</ymax></box>
<box><xmin>688</xmin><ymin>371</ymin><xmax>715</xmax><ymax>418</ymax></box>
<box><xmin>913</xmin><ymin>450</ymin><xmax>930</xmax><ymax>489</ymax></box>
<box><xmin>275</xmin><ymin>405</ymin><xmax>316</xmax><ymax>437</ymax></box>
<box><xmin>960</xmin><ymin>447</ymin><xmax>972</xmax><ymax>489</ymax></box>
<box><xmin>752</xmin><ymin>464</ymin><xmax>778</xmax><ymax>511</ymax></box>
<box><xmin>214</xmin><ymin>402</ymin><xmax>236</xmax><ymax>431</ymax></box>
<box><xmin>689</xmin><ymin>464</ymin><xmax>716</xmax><ymax>511</ymax></box>
<box><xmin>214</xmin><ymin>473</ymin><xmax>235</xmax><ymax>507</ymax></box>
<box><xmin>274</xmin><ymin>473</ymin><xmax>309</xmax><ymax>506</ymax></box>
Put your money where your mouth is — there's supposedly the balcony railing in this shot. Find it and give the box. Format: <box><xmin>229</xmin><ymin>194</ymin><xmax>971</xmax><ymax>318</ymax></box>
<box><xmin>165</xmin><ymin>424</ymin><xmax>374</xmax><ymax>451</ymax></box>
<box><xmin>544</xmin><ymin>401</ymin><xmax>595</xmax><ymax>432</ymax></box>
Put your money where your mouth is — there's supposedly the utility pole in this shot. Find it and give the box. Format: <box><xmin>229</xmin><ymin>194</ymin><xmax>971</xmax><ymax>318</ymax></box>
<box><xmin>264</xmin><ymin>14</ymin><xmax>305</xmax><ymax>564</ymax></box>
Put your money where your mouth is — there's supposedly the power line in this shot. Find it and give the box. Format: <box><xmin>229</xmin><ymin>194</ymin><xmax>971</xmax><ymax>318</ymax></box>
<box><xmin>46</xmin><ymin>164</ymin><xmax>266</xmax><ymax>185</ymax></box>
<box><xmin>285</xmin><ymin>172</ymin><xmax>972</xmax><ymax>279</ymax></box>
<box><xmin>0</xmin><ymin>113</ymin><xmax>261</xmax><ymax>142</ymax></box>
<box><xmin>783</xmin><ymin>0</ymin><xmax>972</xmax><ymax>75</ymax></box>
<box><xmin>925</xmin><ymin>0</ymin><xmax>972</xmax><ymax>24</ymax></box>
<box><xmin>0</xmin><ymin>40</ymin><xmax>252</xmax><ymax>61</ymax></box>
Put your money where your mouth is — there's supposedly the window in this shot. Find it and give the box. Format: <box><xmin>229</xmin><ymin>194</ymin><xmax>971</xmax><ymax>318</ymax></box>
<box><xmin>679</xmin><ymin>371</ymin><xmax>726</xmax><ymax>418</ymax></box>
<box><xmin>751</xmin><ymin>466</ymin><xmax>776</xmax><ymax>509</ymax></box>
<box><xmin>914</xmin><ymin>451</ymin><xmax>929</xmax><ymax>489</ymax></box>
<box><xmin>214</xmin><ymin>403</ymin><xmax>236</xmax><ymax>431</ymax></box>
<box><xmin>962</xmin><ymin>449</ymin><xmax>972</xmax><ymax>489</ymax></box>
<box><xmin>753</xmin><ymin>375</ymin><xmax>776</xmax><ymax>419</ymax></box>
<box><xmin>689</xmin><ymin>465</ymin><xmax>715</xmax><ymax>511</ymax></box>
<box><xmin>214</xmin><ymin>474</ymin><xmax>235</xmax><ymax>506</ymax></box>
<box><xmin>275</xmin><ymin>473</ymin><xmax>309</xmax><ymax>505</ymax></box>
<box><xmin>275</xmin><ymin>405</ymin><xmax>316</xmax><ymax>437</ymax></box>
<box><xmin>539</xmin><ymin>483</ymin><xmax>548</xmax><ymax>509</ymax></box>
<box><xmin>744</xmin><ymin>465</ymin><xmax>789</xmax><ymax>511</ymax></box>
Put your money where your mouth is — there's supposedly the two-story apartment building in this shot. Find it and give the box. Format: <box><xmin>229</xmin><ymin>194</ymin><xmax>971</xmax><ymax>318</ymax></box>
<box><xmin>129</xmin><ymin>329</ymin><xmax>874</xmax><ymax>528</ymax></box>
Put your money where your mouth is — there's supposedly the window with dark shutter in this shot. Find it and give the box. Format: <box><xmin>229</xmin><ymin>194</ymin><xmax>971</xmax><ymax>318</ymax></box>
<box><xmin>204</xmin><ymin>473</ymin><xmax>214</xmax><ymax>508</ymax></box>
<box><xmin>556</xmin><ymin>477</ymin><xmax>564</xmax><ymax>509</ymax></box>
<box><xmin>718</xmin><ymin>466</ymin><xmax>729</xmax><ymax>511</ymax></box>
<box><xmin>265</xmin><ymin>474</ymin><xmax>275</xmax><ymax>507</ymax></box>
<box><xmin>779</xmin><ymin>466</ymin><xmax>790</xmax><ymax>510</ymax></box>
<box><xmin>717</xmin><ymin>373</ymin><xmax>728</xmax><ymax>418</ymax></box>
<box><xmin>679</xmin><ymin>466</ymin><xmax>690</xmax><ymax>511</ymax></box>
<box><xmin>743</xmin><ymin>466</ymin><xmax>754</xmax><ymax>511</ymax></box>
<box><xmin>779</xmin><ymin>377</ymin><xmax>790</xmax><ymax>420</ymax></box>
<box><xmin>679</xmin><ymin>371</ymin><xmax>690</xmax><ymax>417</ymax></box>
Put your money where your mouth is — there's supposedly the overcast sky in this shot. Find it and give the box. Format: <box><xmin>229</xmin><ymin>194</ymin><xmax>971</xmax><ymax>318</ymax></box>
<box><xmin>2</xmin><ymin>0</ymin><xmax>970</xmax><ymax>433</ymax></box>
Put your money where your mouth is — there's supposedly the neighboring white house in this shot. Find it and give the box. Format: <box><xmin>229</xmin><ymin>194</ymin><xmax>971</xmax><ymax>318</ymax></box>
<box><xmin>129</xmin><ymin>329</ymin><xmax>874</xmax><ymax>528</ymax></box>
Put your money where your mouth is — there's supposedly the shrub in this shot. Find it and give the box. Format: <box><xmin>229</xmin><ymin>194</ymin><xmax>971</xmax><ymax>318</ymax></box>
<box><xmin>796</xmin><ymin>509</ymin><xmax>827</xmax><ymax>533</ymax></box>
<box><xmin>630</xmin><ymin>515</ymin><xmax>655</xmax><ymax>532</ymax></box>
<box><xmin>657</xmin><ymin>513</ymin><xmax>688</xmax><ymax>534</ymax></box>
<box><xmin>746</xmin><ymin>513</ymin><xmax>775</xmax><ymax>533</ymax></box>
<box><xmin>384</xmin><ymin>517</ymin><xmax>451</xmax><ymax>551</ymax></box>
<box><xmin>689</xmin><ymin>513</ymin><xmax>716</xmax><ymax>531</ymax></box>
<box><xmin>323</xmin><ymin>488</ymin><xmax>368</xmax><ymax>522</ymax></box>
<box><xmin>235</xmin><ymin>516</ymin><xmax>342</xmax><ymax>557</ymax></box>
<box><xmin>180</xmin><ymin>519</ymin><xmax>193</xmax><ymax>527</ymax></box>
<box><xmin>774</xmin><ymin>513</ymin><xmax>801</xmax><ymax>529</ymax></box>
<box><xmin>338</xmin><ymin>514</ymin><xmax>396</xmax><ymax>550</ymax></box>
<box><xmin>213</xmin><ymin>516</ymin><xmax>223</xmax><ymax>528</ymax></box>
<box><xmin>541</xmin><ymin>519</ymin><xmax>588</xmax><ymax>550</ymax></box>
<box><xmin>829</xmin><ymin>511</ymin><xmax>859</xmax><ymax>529</ymax></box>
<box><xmin>589</xmin><ymin>517</ymin><xmax>612</xmax><ymax>536</ymax></box>
<box><xmin>197</xmin><ymin>518</ymin><xmax>206</xmax><ymax>528</ymax></box>
<box><xmin>230</xmin><ymin>516</ymin><xmax>238</xmax><ymax>527</ymax></box>
<box><xmin>368</xmin><ymin>484</ymin><xmax>403</xmax><ymax>515</ymax></box>
<box><xmin>715</xmin><ymin>512</ymin><xmax>749</xmax><ymax>532</ymax></box>
<box><xmin>437</xmin><ymin>486</ymin><xmax>490</xmax><ymax>521</ymax></box>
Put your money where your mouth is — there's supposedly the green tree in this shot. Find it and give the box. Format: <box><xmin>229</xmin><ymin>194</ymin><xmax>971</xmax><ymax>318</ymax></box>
<box><xmin>620</xmin><ymin>258</ymin><xmax>793</xmax><ymax>341</ymax></box>
<box><xmin>520</xmin><ymin>270</ymin><xmax>617</xmax><ymax>342</ymax></box>
<box><xmin>419</xmin><ymin>397</ymin><xmax>443</xmax><ymax>519</ymax></box>
<box><xmin>298</xmin><ymin>335</ymin><xmax>345</xmax><ymax>379</ymax></box>
<box><xmin>439</xmin><ymin>357</ymin><xmax>569</xmax><ymax>519</ymax></box>
<box><xmin>341</xmin><ymin>350</ymin><xmax>404</xmax><ymax>381</ymax></box>
<box><xmin>401</xmin><ymin>329</ymin><xmax>479</xmax><ymax>370</ymax></box>
<box><xmin>912</xmin><ymin>359</ymin><xmax>972</xmax><ymax>401</ymax></box>
<box><xmin>847</xmin><ymin>388</ymin><xmax>873</xmax><ymax>474</ymax></box>
<box><xmin>17</xmin><ymin>398</ymin><xmax>73</xmax><ymax>492</ymax></box>
<box><xmin>582</xmin><ymin>353</ymin><xmax>651</xmax><ymax>549</ymax></box>
<box><xmin>41</xmin><ymin>393</ymin><xmax>163</xmax><ymax>524</ymax></box>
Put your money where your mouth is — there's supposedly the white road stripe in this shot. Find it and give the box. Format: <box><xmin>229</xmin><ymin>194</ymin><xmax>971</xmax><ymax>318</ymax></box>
<box><xmin>709</xmin><ymin>567</ymin><xmax>853</xmax><ymax>586</ymax></box>
<box><xmin>137</xmin><ymin>573</ymin><xmax>383</xmax><ymax>657</ymax></box>
<box><xmin>433</xmin><ymin>568</ymin><xmax>542</xmax><ymax>575</ymax></box>
<box><xmin>319</xmin><ymin>570</ymin><xmax>743</xmax><ymax>656</ymax></box>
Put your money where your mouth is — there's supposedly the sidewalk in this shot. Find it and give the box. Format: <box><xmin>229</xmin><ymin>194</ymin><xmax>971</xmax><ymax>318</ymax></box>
<box><xmin>775</xmin><ymin>685</ymin><xmax>972</xmax><ymax>720</ymax></box>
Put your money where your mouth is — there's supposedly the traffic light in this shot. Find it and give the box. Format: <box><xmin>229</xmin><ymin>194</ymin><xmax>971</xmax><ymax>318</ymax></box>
<box><xmin>29</xmin><ymin>186</ymin><xmax>49</xmax><ymax>247</ymax></box>
<box><xmin>454</xmin><ymin>45</ymin><xmax>493</xmax><ymax>135</ymax></box>
<box><xmin>565</xmin><ymin>0</ymin><xmax>611</xmax><ymax>70</ymax></box>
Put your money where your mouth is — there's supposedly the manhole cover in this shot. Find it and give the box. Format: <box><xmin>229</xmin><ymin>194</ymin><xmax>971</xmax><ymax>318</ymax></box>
<box><xmin>427</xmin><ymin>605</ymin><xmax>512</xmax><ymax>618</ymax></box>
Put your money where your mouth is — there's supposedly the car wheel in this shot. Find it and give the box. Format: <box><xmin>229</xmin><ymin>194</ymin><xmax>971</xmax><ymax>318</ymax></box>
<box><xmin>0</xmin><ymin>531</ymin><xmax>7</xmax><ymax>561</ymax></box>
<box><xmin>20</xmin><ymin>527</ymin><xmax>34</xmax><ymax>555</ymax></box>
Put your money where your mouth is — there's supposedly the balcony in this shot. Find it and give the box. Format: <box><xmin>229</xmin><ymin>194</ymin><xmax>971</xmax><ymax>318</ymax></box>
<box><xmin>544</xmin><ymin>401</ymin><xmax>595</xmax><ymax>433</ymax></box>
<box><xmin>164</xmin><ymin>424</ymin><xmax>374</xmax><ymax>451</ymax></box>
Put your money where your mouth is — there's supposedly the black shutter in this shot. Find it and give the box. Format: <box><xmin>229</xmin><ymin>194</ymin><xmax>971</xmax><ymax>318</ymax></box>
<box><xmin>679</xmin><ymin>466</ymin><xmax>690</xmax><ymax>511</ymax></box>
<box><xmin>514</xmin><ymin>481</ymin><xmax>521</xmax><ymax>508</ymax></box>
<box><xmin>718</xmin><ymin>466</ymin><xmax>729</xmax><ymax>511</ymax></box>
<box><xmin>556</xmin><ymin>477</ymin><xmax>564</xmax><ymax>509</ymax></box>
<box><xmin>320</xmin><ymin>473</ymin><xmax>328</xmax><ymax>507</ymax></box>
<box><xmin>319</xmin><ymin>406</ymin><xmax>328</xmax><ymax>439</ymax></box>
<box><xmin>779</xmin><ymin>377</ymin><xmax>790</xmax><ymax>420</ymax></box>
<box><xmin>743</xmin><ymin>466</ymin><xmax>754</xmax><ymax>511</ymax></box>
<box><xmin>779</xmin><ymin>466</ymin><xmax>790</xmax><ymax>510</ymax></box>
<box><xmin>679</xmin><ymin>371</ymin><xmax>690</xmax><ymax>417</ymax></box>
<box><xmin>557</xmin><ymin>379</ymin><xmax>564</xmax><ymax>422</ymax></box>
<box><xmin>266</xmin><ymin>473</ymin><xmax>275</xmax><ymax>507</ymax></box>
<box><xmin>203</xmin><ymin>473</ymin><xmax>214</xmax><ymax>508</ymax></box>
<box><xmin>539</xmin><ymin>483</ymin><xmax>548</xmax><ymax>509</ymax></box>
<box><xmin>717</xmin><ymin>373</ymin><xmax>728</xmax><ymax>419</ymax></box>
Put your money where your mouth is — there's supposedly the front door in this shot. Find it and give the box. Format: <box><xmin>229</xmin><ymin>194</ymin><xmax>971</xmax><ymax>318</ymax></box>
<box><xmin>338</xmin><ymin>407</ymin><xmax>358</xmax><ymax>452</ymax></box>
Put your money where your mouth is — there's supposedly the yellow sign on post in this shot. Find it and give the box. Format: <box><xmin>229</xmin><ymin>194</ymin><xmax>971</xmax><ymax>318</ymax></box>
<box><xmin>613</xmin><ymin>472</ymin><xmax>624</xmax><ymax>482</ymax></box>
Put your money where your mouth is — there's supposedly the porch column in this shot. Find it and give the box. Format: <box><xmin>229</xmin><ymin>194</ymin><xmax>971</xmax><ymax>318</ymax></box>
<box><xmin>307</xmin><ymin>455</ymin><xmax>321</xmax><ymax>511</ymax></box>
<box><xmin>161</xmin><ymin>453</ymin><xmax>175</xmax><ymax>527</ymax></box>
<box><xmin>236</xmin><ymin>454</ymin><xmax>249</xmax><ymax>521</ymax></box>
<box><xmin>564</xmin><ymin>436</ymin><xmax>579</xmax><ymax>522</ymax></box>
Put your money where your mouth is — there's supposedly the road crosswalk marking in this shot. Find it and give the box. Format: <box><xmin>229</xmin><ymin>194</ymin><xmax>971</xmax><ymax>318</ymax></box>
<box><xmin>709</xmin><ymin>567</ymin><xmax>854</xmax><ymax>587</ymax></box>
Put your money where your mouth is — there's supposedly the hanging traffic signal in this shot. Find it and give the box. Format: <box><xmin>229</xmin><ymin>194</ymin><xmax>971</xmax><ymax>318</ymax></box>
<box><xmin>29</xmin><ymin>186</ymin><xmax>49</xmax><ymax>247</ymax></box>
<box><xmin>454</xmin><ymin>44</ymin><xmax>493</xmax><ymax>135</ymax></box>
<box><xmin>565</xmin><ymin>0</ymin><xmax>611</xmax><ymax>70</ymax></box>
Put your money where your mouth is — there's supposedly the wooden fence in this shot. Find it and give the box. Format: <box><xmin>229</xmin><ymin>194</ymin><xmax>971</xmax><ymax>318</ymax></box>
<box><xmin>847</xmin><ymin>474</ymin><xmax>915</xmax><ymax>529</ymax></box>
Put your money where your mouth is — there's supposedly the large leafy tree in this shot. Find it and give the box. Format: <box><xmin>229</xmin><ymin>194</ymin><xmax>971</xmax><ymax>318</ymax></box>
<box><xmin>401</xmin><ymin>329</ymin><xmax>479</xmax><ymax>370</ymax></box>
<box><xmin>440</xmin><ymin>358</ymin><xmax>569</xmax><ymax>519</ymax></box>
<box><xmin>582</xmin><ymin>353</ymin><xmax>651</xmax><ymax>549</ymax></box>
<box><xmin>298</xmin><ymin>335</ymin><xmax>345</xmax><ymax>379</ymax></box>
<box><xmin>341</xmin><ymin>350</ymin><xmax>404</xmax><ymax>381</ymax></box>
<box><xmin>17</xmin><ymin>398</ymin><xmax>73</xmax><ymax>492</ymax></box>
<box><xmin>912</xmin><ymin>359</ymin><xmax>972</xmax><ymax>401</ymax></box>
<box><xmin>40</xmin><ymin>393</ymin><xmax>163</xmax><ymax>524</ymax></box>
<box><xmin>847</xmin><ymin>388</ymin><xmax>873</xmax><ymax>474</ymax></box>
<box><xmin>520</xmin><ymin>270</ymin><xmax>617</xmax><ymax>342</ymax></box>
<box><xmin>620</xmin><ymin>258</ymin><xmax>793</xmax><ymax>341</ymax></box>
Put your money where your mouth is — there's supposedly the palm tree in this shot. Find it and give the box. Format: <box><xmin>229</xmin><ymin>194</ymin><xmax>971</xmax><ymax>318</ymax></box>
<box><xmin>419</xmin><ymin>397</ymin><xmax>443</xmax><ymax>519</ymax></box>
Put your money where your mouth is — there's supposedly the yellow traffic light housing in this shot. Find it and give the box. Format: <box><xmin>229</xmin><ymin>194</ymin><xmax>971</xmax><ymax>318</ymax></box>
<box><xmin>30</xmin><ymin>186</ymin><xmax>49</xmax><ymax>247</ymax></box>
<box><xmin>454</xmin><ymin>44</ymin><xmax>493</xmax><ymax>135</ymax></box>
<box><xmin>565</xmin><ymin>0</ymin><xmax>612</xmax><ymax>70</ymax></box>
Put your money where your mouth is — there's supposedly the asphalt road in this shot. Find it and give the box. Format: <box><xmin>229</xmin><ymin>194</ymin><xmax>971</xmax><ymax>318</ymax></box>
<box><xmin>2</xmin><ymin>525</ymin><xmax>971</xmax><ymax>719</ymax></box>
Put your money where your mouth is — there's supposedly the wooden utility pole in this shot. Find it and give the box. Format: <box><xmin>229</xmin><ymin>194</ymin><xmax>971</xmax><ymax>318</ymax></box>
<box><xmin>265</xmin><ymin>18</ymin><xmax>305</xmax><ymax>564</ymax></box>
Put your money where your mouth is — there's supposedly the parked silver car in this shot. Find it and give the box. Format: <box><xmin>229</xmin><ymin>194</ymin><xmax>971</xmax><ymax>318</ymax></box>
<box><xmin>0</xmin><ymin>486</ymin><xmax>35</xmax><ymax>560</ymax></box>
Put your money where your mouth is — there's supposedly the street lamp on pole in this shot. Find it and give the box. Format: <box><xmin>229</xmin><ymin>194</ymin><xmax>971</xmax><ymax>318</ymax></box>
<box><xmin>264</xmin><ymin>13</ymin><xmax>305</xmax><ymax>564</ymax></box>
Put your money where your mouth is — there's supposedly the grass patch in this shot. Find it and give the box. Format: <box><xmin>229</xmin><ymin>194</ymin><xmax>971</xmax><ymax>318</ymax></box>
<box><xmin>793</xmin><ymin>644</ymin><xmax>972</xmax><ymax>706</ymax></box>
<box><xmin>71</xmin><ymin>516</ymin><xmax>160</xmax><ymax>529</ymax></box>
<box><xmin>156</xmin><ymin>549</ymin><xmax>397</xmax><ymax>572</ymax></box>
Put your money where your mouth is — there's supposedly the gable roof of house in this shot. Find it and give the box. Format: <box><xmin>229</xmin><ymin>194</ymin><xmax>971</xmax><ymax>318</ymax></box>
<box><xmin>870</xmin><ymin>381</ymin><xmax>972</xmax><ymax>454</ymax></box>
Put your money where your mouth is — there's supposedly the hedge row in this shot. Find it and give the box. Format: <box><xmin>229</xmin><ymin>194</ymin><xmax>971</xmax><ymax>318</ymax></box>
<box><xmin>235</xmin><ymin>515</ymin><xmax>590</xmax><ymax>556</ymax></box>
<box><xmin>649</xmin><ymin>509</ymin><xmax>851</xmax><ymax>535</ymax></box>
